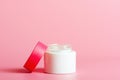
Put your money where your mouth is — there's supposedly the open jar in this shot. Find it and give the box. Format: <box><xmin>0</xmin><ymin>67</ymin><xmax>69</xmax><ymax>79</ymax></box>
<box><xmin>44</xmin><ymin>44</ymin><xmax>76</xmax><ymax>74</ymax></box>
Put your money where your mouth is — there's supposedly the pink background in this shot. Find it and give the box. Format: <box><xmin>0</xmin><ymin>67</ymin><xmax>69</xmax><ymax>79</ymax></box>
<box><xmin>0</xmin><ymin>0</ymin><xmax>120</xmax><ymax>80</ymax></box>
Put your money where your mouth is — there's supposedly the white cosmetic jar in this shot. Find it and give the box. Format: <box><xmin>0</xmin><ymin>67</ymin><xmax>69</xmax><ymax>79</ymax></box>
<box><xmin>44</xmin><ymin>44</ymin><xmax>76</xmax><ymax>74</ymax></box>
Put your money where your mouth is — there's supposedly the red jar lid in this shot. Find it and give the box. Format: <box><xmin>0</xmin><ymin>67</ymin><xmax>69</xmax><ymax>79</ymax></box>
<box><xmin>23</xmin><ymin>41</ymin><xmax>47</xmax><ymax>72</ymax></box>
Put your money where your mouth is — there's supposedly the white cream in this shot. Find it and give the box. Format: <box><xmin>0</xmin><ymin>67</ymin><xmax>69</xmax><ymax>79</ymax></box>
<box><xmin>44</xmin><ymin>44</ymin><xmax>76</xmax><ymax>74</ymax></box>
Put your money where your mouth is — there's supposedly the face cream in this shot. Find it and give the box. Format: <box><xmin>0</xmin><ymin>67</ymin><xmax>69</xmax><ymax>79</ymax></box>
<box><xmin>44</xmin><ymin>44</ymin><xmax>76</xmax><ymax>74</ymax></box>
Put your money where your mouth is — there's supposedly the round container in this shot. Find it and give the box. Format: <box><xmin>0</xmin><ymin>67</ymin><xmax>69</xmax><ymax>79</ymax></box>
<box><xmin>44</xmin><ymin>44</ymin><xmax>76</xmax><ymax>74</ymax></box>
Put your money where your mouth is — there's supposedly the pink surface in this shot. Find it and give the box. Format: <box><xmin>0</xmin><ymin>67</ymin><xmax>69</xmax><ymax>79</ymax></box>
<box><xmin>0</xmin><ymin>0</ymin><xmax>120</xmax><ymax>80</ymax></box>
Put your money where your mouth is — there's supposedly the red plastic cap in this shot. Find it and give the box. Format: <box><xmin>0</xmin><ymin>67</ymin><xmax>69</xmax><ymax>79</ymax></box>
<box><xmin>23</xmin><ymin>41</ymin><xmax>47</xmax><ymax>72</ymax></box>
